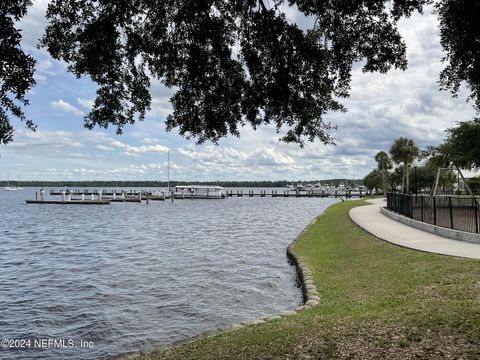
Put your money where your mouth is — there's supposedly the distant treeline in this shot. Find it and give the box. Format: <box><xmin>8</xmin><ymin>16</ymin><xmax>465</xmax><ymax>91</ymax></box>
<box><xmin>0</xmin><ymin>179</ymin><xmax>364</xmax><ymax>188</ymax></box>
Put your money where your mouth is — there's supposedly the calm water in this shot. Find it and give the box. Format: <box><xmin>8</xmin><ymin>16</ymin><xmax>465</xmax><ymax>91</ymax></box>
<box><xmin>0</xmin><ymin>188</ymin><xmax>337</xmax><ymax>359</ymax></box>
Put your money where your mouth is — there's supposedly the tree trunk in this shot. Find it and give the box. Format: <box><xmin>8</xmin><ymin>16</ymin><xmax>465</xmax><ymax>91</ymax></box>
<box><xmin>383</xmin><ymin>169</ymin><xmax>387</xmax><ymax>196</ymax></box>
<box><xmin>401</xmin><ymin>163</ymin><xmax>406</xmax><ymax>193</ymax></box>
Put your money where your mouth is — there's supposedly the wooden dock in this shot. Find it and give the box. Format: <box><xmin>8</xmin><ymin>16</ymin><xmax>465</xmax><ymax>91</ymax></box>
<box><xmin>26</xmin><ymin>189</ymin><xmax>167</xmax><ymax>205</ymax></box>
<box><xmin>102</xmin><ymin>196</ymin><xmax>143</xmax><ymax>203</ymax></box>
<box><xmin>26</xmin><ymin>199</ymin><xmax>110</xmax><ymax>205</ymax></box>
<box><xmin>48</xmin><ymin>189</ymin><xmax>367</xmax><ymax>198</ymax></box>
<box><xmin>225</xmin><ymin>190</ymin><xmax>366</xmax><ymax>198</ymax></box>
<box><xmin>49</xmin><ymin>189</ymin><xmax>145</xmax><ymax>196</ymax></box>
<box><xmin>26</xmin><ymin>188</ymin><xmax>367</xmax><ymax>205</ymax></box>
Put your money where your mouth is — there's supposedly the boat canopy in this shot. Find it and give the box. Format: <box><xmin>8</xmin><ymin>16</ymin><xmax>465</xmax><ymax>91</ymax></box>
<box><xmin>175</xmin><ymin>185</ymin><xmax>224</xmax><ymax>190</ymax></box>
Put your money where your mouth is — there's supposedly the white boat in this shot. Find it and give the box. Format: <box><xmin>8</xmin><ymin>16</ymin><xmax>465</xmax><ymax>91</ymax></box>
<box><xmin>310</xmin><ymin>183</ymin><xmax>330</xmax><ymax>194</ymax></box>
<box><xmin>295</xmin><ymin>183</ymin><xmax>306</xmax><ymax>191</ymax></box>
<box><xmin>3</xmin><ymin>186</ymin><xmax>22</xmax><ymax>191</ymax></box>
<box><xmin>304</xmin><ymin>183</ymin><xmax>319</xmax><ymax>191</ymax></box>
<box><xmin>173</xmin><ymin>185</ymin><xmax>225</xmax><ymax>199</ymax></box>
<box><xmin>327</xmin><ymin>184</ymin><xmax>347</xmax><ymax>196</ymax></box>
<box><xmin>350</xmin><ymin>185</ymin><xmax>367</xmax><ymax>197</ymax></box>
<box><xmin>3</xmin><ymin>176</ymin><xmax>22</xmax><ymax>191</ymax></box>
<box><xmin>336</xmin><ymin>184</ymin><xmax>347</xmax><ymax>196</ymax></box>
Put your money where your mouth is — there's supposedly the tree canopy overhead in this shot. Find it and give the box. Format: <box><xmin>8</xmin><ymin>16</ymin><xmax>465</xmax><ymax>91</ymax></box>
<box><xmin>425</xmin><ymin>118</ymin><xmax>480</xmax><ymax>170</ymax></box>
<box><xmin>3</xmin><ymin>0</ymin><xmax>480</xmax><ymax>147</ymax></box>
<box><xmin>0</xmin><ymin>0</ymin><xmax>36</xmax><ymax>145</ymax></box>
<box><xmin>436</xmin><ymin>0</ymin><xmax>480</xmax><ymax>111</ymax></box>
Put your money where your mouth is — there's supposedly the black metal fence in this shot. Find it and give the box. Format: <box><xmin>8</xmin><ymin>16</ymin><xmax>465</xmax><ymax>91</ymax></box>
<box><xmin>387</xmin><ymin>193</ymin><xmax>480</xmax><ymax>234</ymax></box>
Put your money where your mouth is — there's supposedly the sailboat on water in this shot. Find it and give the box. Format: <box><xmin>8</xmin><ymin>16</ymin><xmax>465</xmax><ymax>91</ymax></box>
<box><xmin>3</xmin><ymin>173</ymin><xmax>23</xmax><ymax>191</ymax></box>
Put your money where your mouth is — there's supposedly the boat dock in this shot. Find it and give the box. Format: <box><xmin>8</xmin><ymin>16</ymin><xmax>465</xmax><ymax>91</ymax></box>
<box><xmin>49</xmin><ymin>189</ymin><xmax>143</xmax><ymax>196</ymax></box>
<box><xmin>48</xmin><ymin>189</ymin><xmax>367</xmax><ymax>198</ymax></box>
<box><xmin>27</xmin><ymin>188</ymin><xmax>171</xmax><ymax>204</ymax></box>
<box><xmin>26</xmin><ymin>199</ymin><xmax>110</xmax><ymax>205</ymax></box>
<box><xmin>26</xmin><ymin>189</ymin><xmax>145</xmax><ymax>205</ymax></box>
<box><xmin>26</xmin><ymin>187</ymin><xmax>366</xmax><ymax>205</ymax></box>
<box><xmin>226</xmin><ymin>190</ymin><xmax>366</xmax><ymax>198</ymax></box>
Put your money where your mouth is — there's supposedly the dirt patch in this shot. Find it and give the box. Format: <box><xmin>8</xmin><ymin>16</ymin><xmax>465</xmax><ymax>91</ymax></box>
<box><xmin>291</xmin><ymin>320</ymin><xmax>478</xmax><ymax>359</ymax></box>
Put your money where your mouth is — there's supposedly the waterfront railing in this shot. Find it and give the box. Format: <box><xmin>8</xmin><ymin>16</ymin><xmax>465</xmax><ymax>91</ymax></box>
<box><xmin>387</xmin><ymin>193</ymin><xmax>480</xmax><ymax>234</ymax></box>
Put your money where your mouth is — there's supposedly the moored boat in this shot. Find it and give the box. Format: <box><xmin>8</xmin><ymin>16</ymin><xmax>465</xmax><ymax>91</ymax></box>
<box><xmin>3</xmin><ymin>186</ymin><xmax>22</xmax><ymax>191</ymax></box>
<box><xmin>173</xmin><ymin>185</ymin><xmax>225</xmax><ymax>199</ymax></box>
<box><xmin>3</xmin><ymin>172</ymin><xmax>23</xmax><ymax>191</ymax></box>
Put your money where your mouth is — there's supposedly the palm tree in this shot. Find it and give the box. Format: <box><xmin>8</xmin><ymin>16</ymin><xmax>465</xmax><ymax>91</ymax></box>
<box><xmin>389</xmin><ymin>137</ymin><xmax>420</xmax><ymax>193</ymax></box>
<box><xmin>374</xmin><ymin>151</ymin><xmax>392</xmax><ymax>195</ymax></box>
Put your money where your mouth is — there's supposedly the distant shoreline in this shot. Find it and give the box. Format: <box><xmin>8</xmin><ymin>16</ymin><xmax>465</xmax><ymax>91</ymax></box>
<box><xmin>0</xmin><ymin>179</ymin><xmax>364</xmax><ymax>188</ymax></box>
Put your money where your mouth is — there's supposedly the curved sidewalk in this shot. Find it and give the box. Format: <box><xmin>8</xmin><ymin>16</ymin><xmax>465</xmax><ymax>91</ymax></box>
<box><xmin>349</xmin><ymin>198</ymin><xmax>480</xmax><ymax>259</ymax></box>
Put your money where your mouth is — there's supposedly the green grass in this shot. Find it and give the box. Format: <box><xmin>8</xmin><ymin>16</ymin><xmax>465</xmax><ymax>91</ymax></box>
<box><xmin>140</xmin><ymin>200</ymin><xmax>480</xmax><ymax>359</ymax></box>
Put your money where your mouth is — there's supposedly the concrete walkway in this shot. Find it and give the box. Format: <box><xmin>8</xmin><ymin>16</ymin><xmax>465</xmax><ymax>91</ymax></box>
<box><xmin>349</xmin><ymin>198</ymin><xmax>480</xmax><ymax>259</ymax></box>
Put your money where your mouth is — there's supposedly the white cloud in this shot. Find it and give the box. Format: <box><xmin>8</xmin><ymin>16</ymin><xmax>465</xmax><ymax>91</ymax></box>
<box><xmin>141</xmin><ymin>137</ymin><xmax>160</xmax><ymax>144</ymax></box>
<box><xmin>3</xmin><ymin>130</ymin><xmax>85</xmax><ymax>161</ymax></box>
<box><xmin>80</xmin><ymin>131</ymin><xmax>113</xmax><ymax>144</ymax></box>
<box><xmin>17</xmin><ymin>0</ymin><xmax>50</xmax><ymax>53</ymax></box>
<box><xmin>68</xmin><ymin>153</ymin><xmax>95</xmax><ymax>159</ymax></box>
<box><xmin>120</xmin><ymin>144</ymin><xmax>169</xmax><ymax>157</ymax></box>
<box><xmin>175</xmin><ymin>145</ymin><xmax>296</xmax><ymax>174</ymax></box>
<box><xmin>110</xmin><ymin>140</ymin><xmax>127</xmax><ymax>148</ymax></box>
<box><xmin>33</xmin><ymin>73</ymin><xmax>47</xmax><ymax>83</ymax></box>
<box><xmin>77</xmin><ymin>98</ymin><xmax>94</xmax><ymax>110</ymax></box>
<box><xmin>120</xmin><ymin>152</ymin><xmax>139</xmax><ymax>158</ymax></box>
<box><xmin>249</xmin><ymin>148</ymin><xmax>295</xmax><ymax>166</ymax></box>
<box><xmin>21</xmin><ymin>130</ymin><xmax>82</xmax><ymax>148</ymax></box>
<box><xmin>146</xmin><ymin>144</ymin><xmax>169</xmax><ymax>153</ymax></box>
<box><xmin>148</xmin><ymin>80</ymin><xmax>175</xmax><ymax>119</ymax></box>
<box><xmin>95</xmin><ymin>145</ymin><xmax>114</xmax><ymax>151</ymax></box>
<box><xmin>36</xmin><ymin>59</ymin><xmax>57</xmax><ymax>75</ymax></box>
<box><xmin>50</xmin><ymin>99</ymin><xmax>84</xmax><ymax>116</ymax></box>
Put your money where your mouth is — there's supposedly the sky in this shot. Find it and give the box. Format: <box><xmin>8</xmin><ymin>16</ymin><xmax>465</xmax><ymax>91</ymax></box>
<box><xmin>1</xmin><ymin>1</ymin><xmax>477</xmax><ymax>182</ymax></box>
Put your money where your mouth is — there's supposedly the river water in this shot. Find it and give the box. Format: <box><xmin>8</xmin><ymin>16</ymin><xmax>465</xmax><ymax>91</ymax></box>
<box><xmin>0</xmin><ymin>188</ymin><xmax>337</xmax><ymax>359</ymax></box>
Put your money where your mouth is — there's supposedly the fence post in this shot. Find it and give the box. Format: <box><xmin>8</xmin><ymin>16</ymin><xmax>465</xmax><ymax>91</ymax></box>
<box><xmin>433</xmin><ymin>197</ymin><xmax>437</xmax><ymax>226</ymax></box>
<box><xmin>406</xmin><ymin>195</ymin><xmax>410</xmax><ymax>217</ymax></box>
<box><xmin>449</xmin><ymin>196</ymin><xmax>454</xmax><ymax>229</ymax></box>
<box><xmin>408</xmin><ymin>195</ymin><xmax>413</xmax><ymax>218</ymax></box>
<box><xmin>475</xmin><ymin>197</ymin><xmax>479</xmax><ymax>234</ymax></box>
<box><xmin>420</xmin><ymin>195</ymin><xmax>424</xmax><ymax>222</ymax></box>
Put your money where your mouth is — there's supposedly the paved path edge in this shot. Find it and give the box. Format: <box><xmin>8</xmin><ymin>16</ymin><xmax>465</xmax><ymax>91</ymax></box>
<box><xmin>349</xmin><ymin>199</ymin><xmax>480</xmax><ymax>259</ymax></box>
<box><xmin>380</xmin><ymin>207</ymin><xmax>480</xmax><ymax>245</ymax></box>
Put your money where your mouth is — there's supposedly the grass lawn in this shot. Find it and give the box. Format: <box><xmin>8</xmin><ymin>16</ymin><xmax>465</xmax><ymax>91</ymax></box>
<box><xmin>139</xmin><ymin>200</ymin><xmax>480</xmax><ymax>359</ymax></box>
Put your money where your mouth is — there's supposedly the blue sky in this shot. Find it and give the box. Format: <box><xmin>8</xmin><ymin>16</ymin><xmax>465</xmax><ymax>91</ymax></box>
<box><xmin>1</xmin><ymin>1</ymin><xmax>477</xmax><ymax>181</ymax></box>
